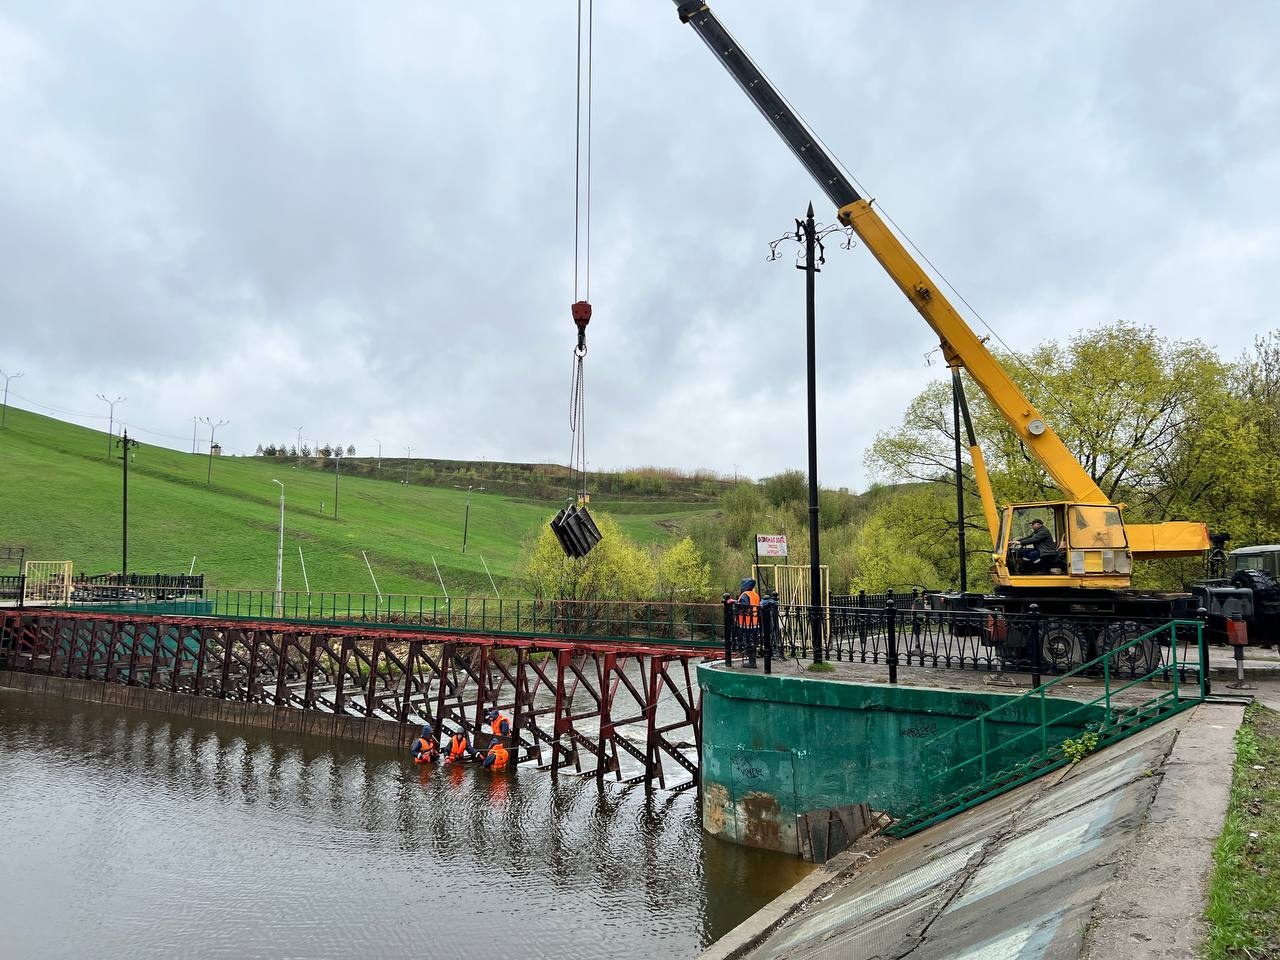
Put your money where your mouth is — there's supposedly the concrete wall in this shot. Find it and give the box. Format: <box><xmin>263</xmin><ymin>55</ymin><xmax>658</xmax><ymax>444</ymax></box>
<box><xmin>699</xmin><ymin>664</ymin><xmax>1105</xmax><ymax>854</ymax></box>
<box><xmin>0</xmin><ymin>671</ymin><xmax>411</xmax><ymax>749</ymax></box>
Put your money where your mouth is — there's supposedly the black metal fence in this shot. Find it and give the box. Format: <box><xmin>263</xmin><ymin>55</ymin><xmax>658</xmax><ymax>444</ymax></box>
<box><xmin>725</xmin><ymin>598</ymin><xmax>1207</xmax><ymax>684</ymax></box>
<box><xmin>71</xmin><ymin>573</ymin><xmax>204</xmax><ymax>603</ymax></box>
<box><xmin>0</xmin><ymin>575</ymin><xmax>23</xmax><ymax>602</ymax></box>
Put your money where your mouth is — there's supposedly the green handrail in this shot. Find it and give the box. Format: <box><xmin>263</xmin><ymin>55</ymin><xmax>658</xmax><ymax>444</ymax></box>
<box><xmin>891</xmin><ymin>618</ymin><xmax>1206</xmax><ymax>837</ymax></box>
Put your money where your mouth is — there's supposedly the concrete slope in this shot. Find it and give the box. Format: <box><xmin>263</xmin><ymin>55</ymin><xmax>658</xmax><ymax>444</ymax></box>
<box><xmin>708</xmin><ymin>701</ymin><xmax>1242</xmax><ymax>960</ymax></box>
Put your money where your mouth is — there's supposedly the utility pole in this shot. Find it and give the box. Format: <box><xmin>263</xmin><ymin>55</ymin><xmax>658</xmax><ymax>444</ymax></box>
<box><xmin>117</xmin><ymin>431</ymin><xmax>140</xmax><ymax>578</ymax></box>
<box><xmin>455</xmin><ymin>484</ymin><xmax>485</xmax><ymax>552</ymax></box>
<box><xmin>405</xmin><ymin>446</ymin><xmax>411</xmax><ymax>485</ymax></box>
<box><xmin>0</xmin><ymin>370</ymin><xmax>22</xmax><ymax>429</ymax></box>
<box><xmin>190</xmin><ymin>416</ymin><xmax>198</xmax><ymax>454</ymax></box>
<box><xmin>334</xmin><ymin>453</ymin><xmax>341</xmax><ymax>519</ymax></box>
<box><xmin>96</xmin><ymin>393</ymin><xmax>125</xmax><ymax>458</ymax></box>
<box><xmin>952</xmin><ymin>368</ymin><xmax>968</xmax><ymax>592</ymax></box>
<box><xmin>800</xmin><ymin>203</ymin><xmax>824</xmax><ymax>664</ymax></box>
<box><xmin>374</xmin><ymin>438</ymin><xmax>381</xmax><ymax>472</ymax></box>
<box><xmin>271</xmin><ymin>479</ymin><xmax>285</xmax><ymax>616</ymax></box>
<box><xmin>768</xmin><ymin>203</ymin><xmax>847</xmax><ymax>664</ymax></box>
<box><xmin>198</xmin><ymin>417</ymin><xmax>229</xmax><ymax>484</ymax></box>
<box><xmin>296</xmin><ymin>426</ymin><xmax>303</xmax><ymax>455</ymax></box>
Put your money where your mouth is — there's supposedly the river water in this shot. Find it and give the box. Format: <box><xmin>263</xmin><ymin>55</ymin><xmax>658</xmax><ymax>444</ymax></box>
<box><xmin>0</xmin><ymin>689</ymin><xmax>809</xmax><ymax>960</ymax></box>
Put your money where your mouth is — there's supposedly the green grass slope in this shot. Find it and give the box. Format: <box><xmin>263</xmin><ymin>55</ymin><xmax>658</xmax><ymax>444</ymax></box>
<box><xmin>0</xmin><ymin>407</ymin><xmax>717</xmax><ymax>596</ymax></box>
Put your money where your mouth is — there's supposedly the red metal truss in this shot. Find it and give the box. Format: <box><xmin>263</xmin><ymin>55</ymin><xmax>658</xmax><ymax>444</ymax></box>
<box><xmin>0</xmin><ymin>609</ymin><xmax>708</xmax><ymax>792</ymax></box>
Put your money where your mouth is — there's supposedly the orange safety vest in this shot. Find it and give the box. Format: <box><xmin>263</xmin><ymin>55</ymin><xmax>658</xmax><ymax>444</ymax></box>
<box><xmin>736</xmin><ymin>589</ymin><xmax>760</xmax><ymax>628</ymax></box>
<box><xmin>413</xmin><ymin>736</ymin><xmax>436</xmax><ymax>764</ymax></box>
<box><xmin>487</xmin><ymin>743</ymin><xmax>509</xmax><ymax>771</ymax></box>
<box><xmin>489</xmin><ymin>713</ymin><xmax>510</xmax><ymax>738</ymax></box>
<box><xmin>447</xmin><ymin>734</ymin><xmax>468</xmax><ymax>761</ymax></box>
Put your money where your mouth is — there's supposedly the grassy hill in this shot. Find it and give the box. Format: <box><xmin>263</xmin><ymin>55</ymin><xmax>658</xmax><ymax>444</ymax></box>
<box><xmin>0</xmin><ymin>407</ymin><xmax>719</xmax><ymax>597</ymax></box>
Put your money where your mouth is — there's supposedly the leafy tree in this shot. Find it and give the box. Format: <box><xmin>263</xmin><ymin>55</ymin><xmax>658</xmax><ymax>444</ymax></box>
<box><xmin>720</xmin><ymin>482</ymin><xmax>766</xmax><ymax>550</ymax></box>
<box><xmin>300</xmin><ymin>444</ymin><xmax>312</xmax><ymax>458</ymax></box>
<box><xmin>523</xmin><ymin>513</ymin><xmax>656</xmax><ymax>601</ymax></box>
<box><xmin>866</xmin><ymin>321</ymin><xmax>1253</xmax><ymax>587</ymax></box>
<box><xmin>254</xmin><ymin>444</ymin><xmax>264</xmax><ymax>456</ymax></box>
<box><xmin>762</xmin><ymin>470</ymin><xmax>806</xmax><ymax>507</ymax></box>
<box><xmin>347</xmin><ymin>444</ymin><xmax>356</xmax><ymax>457</ymax></box>
<box><xmin>655</xmin><ymin>537</ymin><xmax>712</xmax><ymax>601</ymax></box>
<box><xmin>318</xmin><ymin>444</ymin><xmax>332</xmax><ymax>459</ymax></box>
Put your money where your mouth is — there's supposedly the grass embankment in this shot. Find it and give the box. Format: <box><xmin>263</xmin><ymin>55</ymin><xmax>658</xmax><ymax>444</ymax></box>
<box><xmin>0</xmin><ymin>407</ymin><xmax>718</xmax><ymax>596</ymax></box>
<box><xmin>1204</xmin><ymin>702</ymin><xmax>1280</xmax><ymax>959</ymax></box>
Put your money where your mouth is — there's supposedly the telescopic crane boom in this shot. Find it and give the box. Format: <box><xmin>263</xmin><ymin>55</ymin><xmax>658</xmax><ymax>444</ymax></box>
<box><xmin>672</xmin><ymin>0</ymin><xmax>1208</xmax><ymax>592</ymax></box>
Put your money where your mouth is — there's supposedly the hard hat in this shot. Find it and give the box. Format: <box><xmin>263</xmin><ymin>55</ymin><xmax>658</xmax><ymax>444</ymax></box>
<box><xmin>486</xmin><ymin>709</ymin><xmax>498</xmax><ymax>720</ymax></box>
<box><xmin>740</xmin><ymin>578</ymin><xmax>756</xmax><ymax>591</ymax></box>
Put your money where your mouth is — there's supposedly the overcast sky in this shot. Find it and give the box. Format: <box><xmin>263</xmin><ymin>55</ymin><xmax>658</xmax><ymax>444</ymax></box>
<box><xmin>2</xmin><ymin>1</ymin><xmax>1276</xmax><ymax>490</ymax></box>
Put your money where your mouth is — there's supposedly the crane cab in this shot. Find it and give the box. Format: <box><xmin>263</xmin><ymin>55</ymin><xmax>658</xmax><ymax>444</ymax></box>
<box><xmin>993</xmin><ymin>502</ymin><xmax>1133</xmax><ymax>590</ymax></box>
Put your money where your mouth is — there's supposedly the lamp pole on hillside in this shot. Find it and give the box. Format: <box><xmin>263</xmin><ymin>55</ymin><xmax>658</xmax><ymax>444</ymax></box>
<box><xmin>374</xmin><ymin>438</ymin><xmax>381</xmax><ymax>473</ymax></box>
<box><xmin>117</xmin><ymin>430</ymin><xmax>139</xmax><ymax>579</ymax></box>
<box><xmin>190</xmin><ymin>416</ymin><xmax>198</xmax><ymax>454</ymax></box>
<box><xmin>405</xmin><ymin>446</ymin><xmax>411</xmax><ymax>485</ymax></box>
<box><xmin>768</xmin><ymin>203</ymin><xmax>850</xmax><ymax>664</ymax></box>
<box><xmin>454</xmin><ymin>485</ymin><xmax>485</xmax><ymax>553</ymax></box>
<box><xmin>271</xmin><ymin>479</ymin><xmax>285</xmax><ymax>617</ymax></box>
<box><xmin>0</xmin><ymin>370</ymin><xmax>22</xmax><ymax>429</ymax></box>
<box><xmin>333</xmin><ymin>453</ymin><xmax>341</xmax><ymax>520</ymax></box>
<box><xmin>199</xmin><ymin>417</ymin><xmax>229</xmax><ymax>484</ymax></box>
<box><xmin>96</xmin><ymin>393</ymin><xmax>125</xmax><ymax>458</ymax></box>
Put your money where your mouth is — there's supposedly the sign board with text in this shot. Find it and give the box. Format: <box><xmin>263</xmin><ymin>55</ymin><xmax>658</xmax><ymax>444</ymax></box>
<box><xmin>756</xmin><ymin>534</ymin><xmax>788</xmax><ymax>558</ymax></box>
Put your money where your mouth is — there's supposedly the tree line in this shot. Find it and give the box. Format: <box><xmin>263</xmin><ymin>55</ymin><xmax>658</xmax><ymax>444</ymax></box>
<box><xmin>256</xmin><ymin>443</ymin><xmax>356</xmax><ymax>458</ymax></box>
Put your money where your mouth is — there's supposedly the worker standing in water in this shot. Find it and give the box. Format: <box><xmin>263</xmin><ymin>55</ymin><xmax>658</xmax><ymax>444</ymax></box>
<box><xmin>483</xmin><ymin>738</ymin><xmax>509</xmax><ymax>771</ymax></box>
<box><xmin>409</xmin><ymin>725</ymin><xmax>438</xmax><ymax>765</ymax></box>
<box><xmin>485</xmin><ymin>708</ymin><xmax>512</xmax><ymax>741</ymax></box>
<box><xmin>443</xmin><ymin>728</ymin><xmax>472</xmax><ymax>764</ymax></box>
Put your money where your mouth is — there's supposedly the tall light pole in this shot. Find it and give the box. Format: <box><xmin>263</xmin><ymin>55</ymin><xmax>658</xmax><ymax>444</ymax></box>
<box><xmin>768</xmin><ymin>203</ymin><xmax>847</xmax><ymax>664</ymax></box>
<box><xmin>454</xmin><ymin>485</ymin><xmax>485</xmax><ymax>553</ymax></box>
<box><xmin>374</xmin><ymin>438</ymin><xmax>381</xmax><ymax>472</ymax></box>
<box><xmin>296</xmin><ymin>426</ymin><xmax>303</xmax><ymax>456</ymax></box>
<box><xmin>190</xmin><ymin>416</ymin><xmax>198</xmax><ymax>454</ymax></box>
<box><xmin>271</xmin><ymin>479</ymin><xmax>285</xmax><ymax>616</ymax></box>
<box><xmin>96</xmin><ymin>393</ymin><xmax>125</xmax><ymax>458</ymax></box>
<box><xmin>404</xmin><ymin>446</ymin><xmax>411</xmax><ymax>484</ymax></box>
<box><xmin>0</xmin><ymin>370</ymin><xmax>22</xmax><ymax>429</ymax></box>
<box><xmin>118</xmin><ymin>431</ymin><xmax>140</xmax><ymax>578</ymax></box>
<box><xmin>198</xmin><ymin>416</ymin><xmax>229</xmax><ymax>484</ymax></box>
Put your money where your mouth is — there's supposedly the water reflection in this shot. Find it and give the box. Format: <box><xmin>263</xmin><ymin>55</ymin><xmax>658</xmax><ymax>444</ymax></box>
<box><xmin>0</xmin><ymin>690</ymin><xmax>809</xmax><ymax>960</ymax></box>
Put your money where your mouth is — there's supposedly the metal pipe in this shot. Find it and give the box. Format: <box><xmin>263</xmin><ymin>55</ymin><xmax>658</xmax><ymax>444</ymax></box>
<box><xmin>801</xmin><ymin>202</ymin><xmax>824</xmax><ymax>664</ymax></box>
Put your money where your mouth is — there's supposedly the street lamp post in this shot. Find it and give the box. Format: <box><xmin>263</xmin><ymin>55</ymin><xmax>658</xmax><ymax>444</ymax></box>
<box><xmin>404</xmin><ymin>446</ymin><xmax>411</xmax><ymax>485</ymax></box>
<box><xmin>0</xmin><ymin>370</ymin><xmax>23</xmax><ymax>429</ymax></box>
<box><xmin>454</xmin><ymin>485</ymin><xmax>485</xmax><ymax>552</ymax></box>
<box><xmin>768</xmin><ymin>202</ymin><xmax>849</xmax><ymax>664</ymax></box>
<box><xmin>271</xmin><ymin>479</ymin><xmax>285</xmax><ymax>616</ymax></box>
<box><xmin>374</xmin><ymin>438</ymin><xmax>382</xmax><ymax>472</ymax></box>
<box><xmin>199</xmin><ymin>417</ymin><xmax>229</xmax><ymax>484</ymax></box>
<box><xmin>333</xmin><ymin>454</ymin><xmax>341</xmax><ymax>520</ymax></box>
<box><xmin>117</xmin><ymin>431</ymin><xmax>139</xmax><ymax>578</ymax></box>
<box><xmin>96</xmin><ymin>393</ymin><xmax>125</xmax><ymax>458</ymax></box>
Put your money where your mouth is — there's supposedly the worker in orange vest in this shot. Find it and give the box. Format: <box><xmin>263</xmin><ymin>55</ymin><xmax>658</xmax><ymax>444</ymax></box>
<box><xmin>410</xmin><ymin>725</ymin><xmax>438</xmax><ymax>765</ymax></box>
<box><xmin>483</xmin><ymin>739</ymin><xmax>510</xmax><ymax>771</ymax></box>
<box><xmin>444</xmin><ymin>729</ymin><xmax>472</xmax><ymax>764</ymax></box>
<box><xmin>485</xmin><ymin>708</ymin><xmax>512</xmax><ymax>741</ymax></box>
<box><xmin>736</xmin><ymin>578</ymin><xmax>761</xmax><ymax>628</ymax></box>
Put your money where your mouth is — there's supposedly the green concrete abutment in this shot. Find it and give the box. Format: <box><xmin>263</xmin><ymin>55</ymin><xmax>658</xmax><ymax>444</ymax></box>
<box><xmin>698</xmin><ymin>664</ymin><xmax>1105</xmax><ymax>854</ymax></box>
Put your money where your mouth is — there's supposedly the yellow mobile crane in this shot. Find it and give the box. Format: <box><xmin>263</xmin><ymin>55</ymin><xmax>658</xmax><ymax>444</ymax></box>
<box><xmin>672</xmin><ymin>1</ymin><xmax>1211</xmax><ymax>617</ymax></box>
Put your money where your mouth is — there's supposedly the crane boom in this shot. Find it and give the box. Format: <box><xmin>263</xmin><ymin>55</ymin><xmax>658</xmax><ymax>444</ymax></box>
<box><xmin>673</xmin><ymin>0</ymin><xmax>1109</xmax><ymax>508</ymax></box>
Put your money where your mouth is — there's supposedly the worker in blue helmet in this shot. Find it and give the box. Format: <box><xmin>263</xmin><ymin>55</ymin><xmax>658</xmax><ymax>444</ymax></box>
<box><xmin>410</xmin><ymin>724</ymin><xmax>438</xmax><ymax>765</ymax></box>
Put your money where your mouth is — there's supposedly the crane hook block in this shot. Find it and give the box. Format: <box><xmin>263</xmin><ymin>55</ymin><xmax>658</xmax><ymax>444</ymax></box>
<box><xmin>571</xmin><ymin>300</ymin><xmax>592</xmax><ymax>352</ymax></box>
